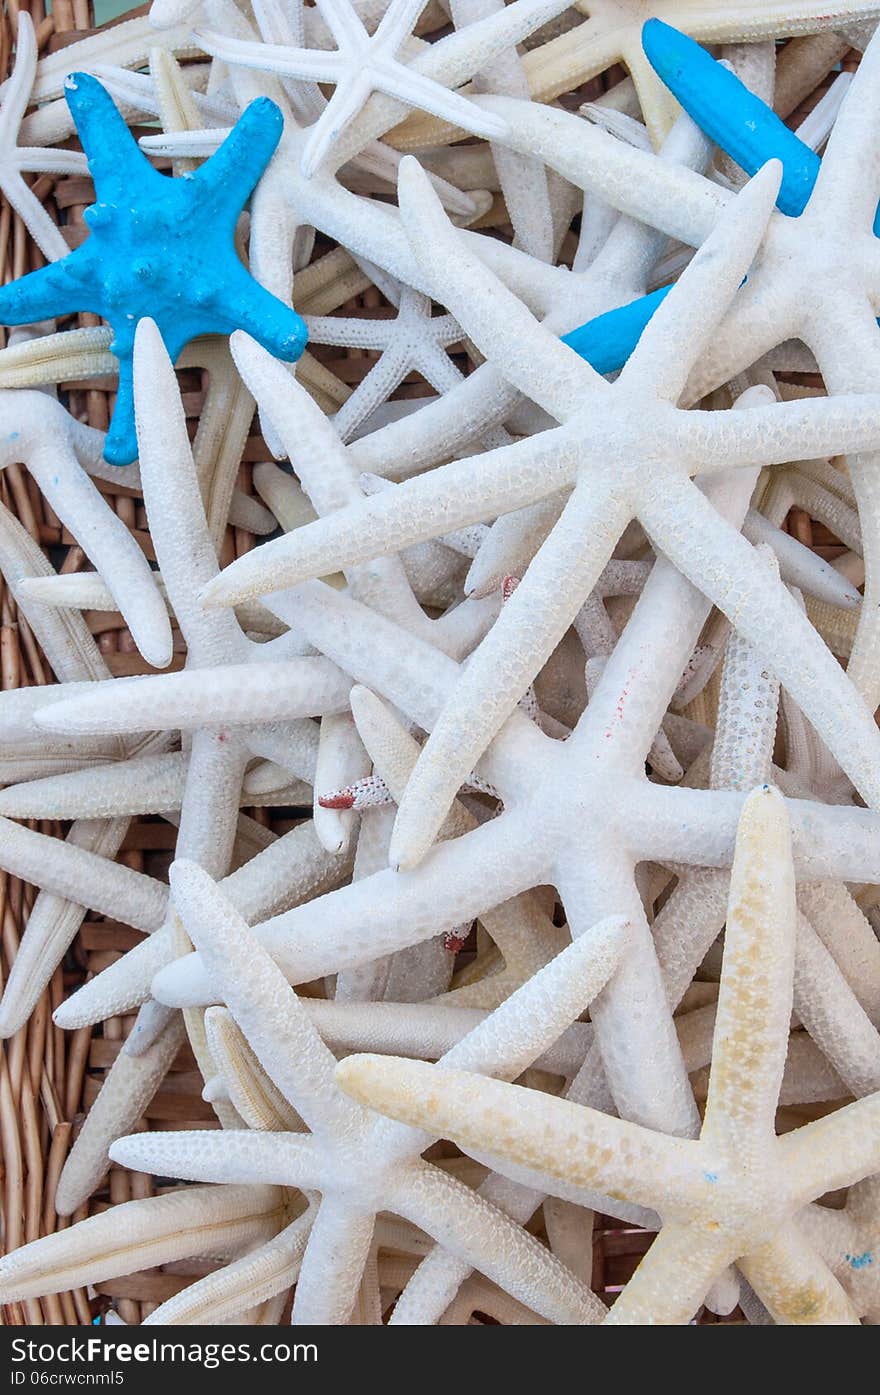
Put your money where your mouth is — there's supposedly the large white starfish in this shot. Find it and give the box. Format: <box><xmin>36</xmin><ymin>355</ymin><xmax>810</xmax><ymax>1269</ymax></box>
<box><xmin>337</xmin><ymin>785</ymin><xmax>880</xmax><ymax>1324</ymax></box>
<box><xmin>202</xmin><ymin>158</ymin><xmax>880</xmax><ymax>870</ymax></box>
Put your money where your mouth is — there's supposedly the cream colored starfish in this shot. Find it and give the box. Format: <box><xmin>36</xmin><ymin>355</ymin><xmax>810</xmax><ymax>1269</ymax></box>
<box><xmin>337</xmin><ymin>785</ymin><xmax>880</xmax><ymax>1324</ymax></box>
<box><xmin>393</xmin><ymin>0</ymin><xmax>880</xmax><ymax>149</ymax></box>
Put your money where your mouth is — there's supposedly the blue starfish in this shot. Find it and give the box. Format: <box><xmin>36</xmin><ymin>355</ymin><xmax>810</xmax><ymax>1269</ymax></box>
<box><xmin>563</xmin><ymin>19</ymin><xmax>867</xmax><ymax>376</ymax></box>
<box><xmin>0</xmin><ymin>74</ymin><xmax>307</xmax><ymax>465</ymax></box>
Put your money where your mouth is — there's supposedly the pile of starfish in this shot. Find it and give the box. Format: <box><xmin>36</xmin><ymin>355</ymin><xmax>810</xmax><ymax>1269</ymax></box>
<box><xmin>2</xmin><ymin>0</ymin><xmax>880</xmax><ymax>1327</ymax></box>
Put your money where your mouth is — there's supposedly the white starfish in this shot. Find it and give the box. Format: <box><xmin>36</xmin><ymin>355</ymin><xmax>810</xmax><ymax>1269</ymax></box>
<box><xmin>305</xmin><ymin>277</ymin><xmax>468</xmax><ymax>443</ymax></box>
<box><xmin>110</xmin><ymin>855</ymin><xmax>626</xmax><ymax>1324</ymax></box>
<box><xmin>337</xmin><ymin>785</ymin><xmax>880</xmax><ymax>1325</ymax></box>
<box><xmin>465</xmin><ymin>30</ymin><xmax>880</xmax><ymax>709</ymax></box>
<box><xmin>202</xmin><ymin>158</ymin><xmax>880</xmax><ymax>871</ymax></box>
<box><xmin>0</xmin><ymin>14</ymin><xmax>89</xmax><ymax>260</ymax></box>
<box><xmin>0</xmin><ymin>388</ymin><xmax>170</xmax><ymax>668</ymax></box>
<box><xmin>193</xmin><ymin>0</ymin><xmax>580</xmax><ymax>177</ymax></box>
<box><xmin>155</xmin><ymin>468</ymin><xmax>880</xmax><ymax>1165</ymax></box>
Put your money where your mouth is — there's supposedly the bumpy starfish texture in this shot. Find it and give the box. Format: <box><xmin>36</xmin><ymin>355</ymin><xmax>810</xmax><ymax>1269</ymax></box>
<box><xmin>0</xmin><ymin>73</ymin><xmax>306</xmax><ymax>465</ymax></box>
<box><xmin>337</xmin><ymin>786</ymin><xmax>880</xmax><ymax>1325</ymax></box>
<box><xmin>204</xmin><ymin>156</ymin><xmax>880</xmax><ymax>871</ymax></box>
<box><xmin>111</xmin><ymin>858</ymin><xmax>623</xmax><ymax>1325</ymax></box>
<box><xmin>198</xmin><ymin>0</ymin><xmax>513</xmax><ymax>178</ymax></box>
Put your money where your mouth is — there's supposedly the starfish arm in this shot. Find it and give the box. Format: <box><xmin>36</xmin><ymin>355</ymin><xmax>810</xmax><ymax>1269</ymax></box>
<box><xmin>793</xmin><ymin>914</ymin><xmax>880</xmax><ymax>1098</ymax></box>
<box><xmin>231</xmin><ymin>335</ymin><xmax>428</xmax><ymax>636</ymax></box>
<box><xmin>573</xmin><ymin>457</ymin><xmax>759</xmax><ymax>772</ymax></box>
<box><xmin>0</xmin><ymin>253</ymin><xmax>93</xmax><ymax>325</ymax></box>
<box><xmin>468</xmin><ymin>95</ymin><xmax>727</xmax><ymax>248</ymax></box>
<box><xmin>193</xmin><ymin>94</ymin><xmax>285</xmax><ymax>212</ymax></box>
<box><xmin>439</xmin><ymin>916</ymin><xmax>629</xmax><ymax>1080</ymax></box>
<box><xmin>781</xmin><ymin>1093</ymin><xmax>880</xmax><ymax>1206</ymax></box>
<box><xmin>684</xmin><ymin>394</ymin><xmax>880</xmax><ymax>474</ymax></box>
<box><xmin>798</xmin><ymin>882</ymin><xmax>880</xmax><ymax>1026</ymax></box>
<box><xmin>14</xmin><ymin>147</ymin><xmax>90</xmax><ymax>178</ymax></box>
<box><xmin>208</xmin><ymin>259</ymin><xmax>308</xmax><ymax>363</ymax></box>
<box><xmin>810</xmin><ymin>25</ymin><xmax>880</xmax><ymax>236</ymax></box>
<box><xmin>740</xmin><ymin>1225</ymin><xmax>861</xmax><ymax>1325</ymax></box>
<box><xmin>337</xmin><ymin>1056</ymin><xmax>705</xmax><ymax>1218</ymax></box>
<box><xmin>0</xmin><ymin>818</ymin><xmax>130</xmax><ymax>1038</ymax></box>
<box><xmin>54</xmin><ymin>1010</ymin><xmax>186</xmax><ymax>1214</ymax></box>
<box><xmin>398</xmin><ymin>155</ymin><xmax>605</xmax><ymax>419</ymax></box>
<box><xmin>604</xmin><ymin>1222</ymin><xmax>731</xmax><ymax>1326</ymax></box>
<box><xmin>291</xmin><ymin>1198</ymin><xmax>376</xmax><ymax>1324</ymax></box>
<box><xmin>143</xmin><ymin>1209</ymin><xmax>313</xmax><ymax>1326</ymax></box>
<box><xmin>202</xmin><ymin>428</ymin><xmax>577</xmax><ymax>608</ymax></box>
<box><xmin>63</xmin><ymin>71</ymin><xmax>160</xmax><ymax>201</ymax></box>
<box><xmin>638</xmin><ymin>476</ymin><xmax>880</xmax><ymax>811</ymax></box>
<box><xmin>26</xmin><ymin>444</ymin><xmax>172</xmax><ymax>667</ymax></box>
<box><xmin>0</xmin><ymin>1181</ymin><xmax>281</xmax><ymax>1303</ymax></box>
<box><xmin>701</xmin><ymin>787</ymin><xmax>796</xmax><ymax>1158</ymax></box>
<box><xmin>55</xmin><ymin>924</ymin><xmax>186</xmax><ymax>1029</ymax></box>
<box><xmin>195</xmin><ymin>32</ymin><xmax>345</xmax><ymax>87</ymax></box>
<box><xmin>638</xmin><ymin>782</ymin><xmax>880</xmax><ymax>885</ymax></box>
<box><xmin>0</xmin><ymin>814</ymin><xmax>167</xmax><ymax>932</ymax></box>
<box><xmin>33</xmin><ymin>659</ymin><xmax>352</xmax><ymax>736</ymax></box>
<box><xmin>641</xmin><ymin>21</ymin><xmax>818</xmax><ymax>218</ymax></box>
<box><xmin>620</xmin><ymin>161</ymin><xmax>781</xmax><ymax>403</ymax></box>
<box><xmin>315</xmin><ymin>0</ymin><xmax>375</xmax><ymax>49</ymax></box>
<box><xmin>392</xmin><ymin>1162</ymin><xmax>603</xmax><ymax>1325</ymax></box>
<box><xmin>0</xmin><ymin>753</ymin><xmax>190</xmax><ymax>821</ymax></box>
<box><xmin>111</xmin><ymin>1128</ymin><xmax>324</xmax><ymax>1191</ymax></box>
<box><xmin>334</xmin><ymin>342</ymin><xmax>413</xmax><ymax>442</ymax></box>
<box><xmin>370</xmin><ymin>61</ymin><xmax>510</xmax><ymax>143</ymax></box>
<box><xmin>169</xmin><ymin>859</ymin><xmax>364</xmax><ymax>1140</ymax></box>
<box><xmin>133</xmin><ymin>319</ymin><xmax>243</xmax><ymax>660</ymax></box>
<box><xmin>0</xmin><ymin>170</ymin><xmax>74</xmax><ymax>263</ymax></box>
<box><xmin>157</xmin><ymin>810</ymin><xmax>542</xmax><ymax>1004</ymax></box>
<box><xmin>391</xmin><ymin>480</ymin><xmax>632</xmax><ymax>870</ymax></box>
<box><xmin>561</xmin><ymin>284</ymin><xmax>672</xmax><ymax>377</ymax></box>
<box><xmin>653</xmin><ymin>869</ymin><xmax>730</xmax><ymax>1013</ymax></box>
<box><xmin>743</xmin><ymin>511</ymin><xmax>862</xmax><ymax>609</ymax></box>
<box><xmin>0</xmin><ymin>14</ymin><xmax>39</xmax><ymax>147</ymax></box>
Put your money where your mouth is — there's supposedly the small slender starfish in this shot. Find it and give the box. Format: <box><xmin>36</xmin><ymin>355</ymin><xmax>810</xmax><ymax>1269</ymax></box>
<box><xmin>197</xmin><ymin>0</ymin><xmax>512</xmax><ymax>178</ymax></box>
<box><xmin>336</xmin><ymin>785</ymin><xmax>880</xmax><ymax>1325</ymax></box>
<box><xmin>0</xmin><ymin>74</ymin><xmax>307</xmax><ymax>465</ymax></box>
<box><xmin>0</xmin><ymin>14</ymin><xmax>89</xmax><ymax>260</ymax></box>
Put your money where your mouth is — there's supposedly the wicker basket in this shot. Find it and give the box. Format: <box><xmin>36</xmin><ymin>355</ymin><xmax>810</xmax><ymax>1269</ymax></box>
<box><xmin>0</xmin><ymin>1</ymin><xmax>858</xmax><ymax>1325</ymax></box>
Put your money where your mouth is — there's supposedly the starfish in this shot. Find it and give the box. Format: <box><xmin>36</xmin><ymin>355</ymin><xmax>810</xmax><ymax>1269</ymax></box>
<box><xmin>0</xmin><ymin>388</ymin><xmax>170</xmax><ymax>667</ymax></box>
<box><xmin>336</xmin><ymin>785</ymin><xmax>880</xmax><ymax>1325</ymax></box>
<box><xmin>155</xmin><ymin>467</ymin><xmax>880</xmax><ymax>1159</ymax></box>
<box><xmin>392</xmin><ymin>0</ymin><xmax>880</xmax><ymax>149</ymax></box>
<box><xmin>475</xmin><ymin>28</ymin><xmax>880</xmax><ymax>709</ymax></box>
<box><xmin>2</xmin><ymin>319</ymin><xmax>355</xmax><ymax>1213</ymax></box>
<box><xmin>198</xmin><ymin>0</ymin><xmax>513</xmax><ymax>179</ymax></box>
<box><xmin>109</xmin><ymin>856</ymin><xmax>625</xmax><ymax>1324</ymax></box>
<box><xmin>304</xmin><ymin>277</ymin><xmax>469</xmax><ymax>443</ymax></box>
<box><xmin>799</xmin><ymin>1178</ymin><xmax>880</xmax><ymax>1321</ymax></box>
<box><xmin>201</xmin><ymin>158</ymin><xmax>880</xmax><ymax>871</ymax></box>
<box><xmin>0</xmin><ymin>14</ymin><xmax>89</xmax><ymax>261</ymax></box>
<box><xmin>0</xmin><ymin>74</ymin><xmax>307</xmax><ymax>465</ymax></box>
<box><xmin>0</xmin><ymin>1182</ymin><xmax>305</xmax><ymax>1325</ymax></box>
